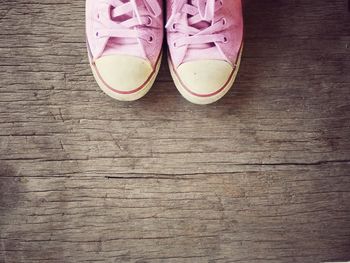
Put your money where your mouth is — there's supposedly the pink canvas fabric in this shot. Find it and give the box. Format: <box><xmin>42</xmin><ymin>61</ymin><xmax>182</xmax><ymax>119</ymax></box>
<box><xmin>166</xmin><ymin>0</ymin><xmax>243</xmax><ymax>68</ymax></box>
<box><xmin>86</xmin><ymin>0</ymin><xmax>163</xmax><ymax>67</ymax></box>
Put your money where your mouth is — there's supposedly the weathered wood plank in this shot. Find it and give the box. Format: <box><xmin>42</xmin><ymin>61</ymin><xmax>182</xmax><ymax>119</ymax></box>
<box><xmin>1</xmin><ymin>165</ymin><xmax>350</xmax><ymax>263</ymax></box>
<box><xmin>0</xmin><ymin>0</ymin><xmax>350</xmax><ymax>262</ymax></box>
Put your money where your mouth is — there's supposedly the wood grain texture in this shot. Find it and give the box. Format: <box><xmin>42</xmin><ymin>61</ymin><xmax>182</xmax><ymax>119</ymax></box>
<box><xmin>0</xmin><ymin>0</ymin><xmax>350</xmax><ymax>262</ymax></box>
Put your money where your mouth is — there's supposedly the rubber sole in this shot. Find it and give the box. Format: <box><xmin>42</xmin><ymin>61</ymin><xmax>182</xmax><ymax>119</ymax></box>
<box><xmin>90</xmin><ymin>53</ymin><xmax>162</xmax><ymax>102</ymax></box>
<box><xmin>169</xmin><ymin>45</ymin><xmax>243</xmax><ymax>105</ymax></box>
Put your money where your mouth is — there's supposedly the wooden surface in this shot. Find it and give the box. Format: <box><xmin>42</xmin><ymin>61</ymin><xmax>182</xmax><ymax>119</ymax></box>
<box><xmin>1</xmin><ymin>0</ymin><xmax>350</xmax><ymax>262</ymax></box>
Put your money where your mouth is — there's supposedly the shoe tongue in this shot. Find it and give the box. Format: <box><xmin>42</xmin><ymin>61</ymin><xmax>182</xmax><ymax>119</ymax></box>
<box><xmin>181</xmin><ymin>0</ymin><xmax>220</xmax><ymax>62</ymax></box>
<box><xmin>186</xmin><ymin>1</ymin><xmax>213</xmax><ymax>50</ymax></box>
<box><xmin>101</xmin><ymin>2</ymin><xmax>145</xmax><ymax>59</ymax></box>
<box><xmin>189</xmin><ymin>21</ymin><xmax>213</xmax><ymax>50</ymax></box>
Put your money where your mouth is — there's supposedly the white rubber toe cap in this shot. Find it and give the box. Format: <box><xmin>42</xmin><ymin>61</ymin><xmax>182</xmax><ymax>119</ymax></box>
<box><xmin>92</xmin><ymin>54</ymin><xmax>154</xmax><ymax>101</ymax></box>
<box><xmin>176</xmin><ymin>60</ymin><xmax>234</xmax><ymax>98</ymax></box>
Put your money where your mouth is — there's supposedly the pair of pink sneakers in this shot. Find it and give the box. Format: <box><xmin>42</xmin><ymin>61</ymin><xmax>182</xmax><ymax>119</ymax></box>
<box><xmin>86</xmin><ymin>0</ymin><xmax>243</xmax><ymax>105</ymax></box>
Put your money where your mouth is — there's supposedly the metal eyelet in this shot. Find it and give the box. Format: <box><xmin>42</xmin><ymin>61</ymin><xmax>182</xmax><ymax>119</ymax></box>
<box><xmin>148</xmin><ymin>35</ymin><xmax>154</xmax><ymax>43</ymax></box>
<box><xmin>146</xmin><ymin>16</ymin><xmax>152</xmax><ymax>26</ymax></box>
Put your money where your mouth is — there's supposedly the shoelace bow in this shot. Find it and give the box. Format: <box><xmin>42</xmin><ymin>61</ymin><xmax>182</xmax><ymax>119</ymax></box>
<box><xmin>96</xmin><ymin>0</ymin><xmax>161</xmax><ymax>42</ymax></box>
<box><xmin>166</xmin><ymin>0</ymin><xmax>226</xmax><ymax>48</ymax></box>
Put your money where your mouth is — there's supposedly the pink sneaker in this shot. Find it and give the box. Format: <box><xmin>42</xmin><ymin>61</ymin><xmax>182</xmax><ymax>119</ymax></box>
<box><xmin>86</xmin><ymin>0</ymin><xmax>163</xmax><ymax>101</ymax></box>
<box><xmin>166</xmin><ymin>0</ymin><xmax>243</xmax><ymax>104</ymax></box>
